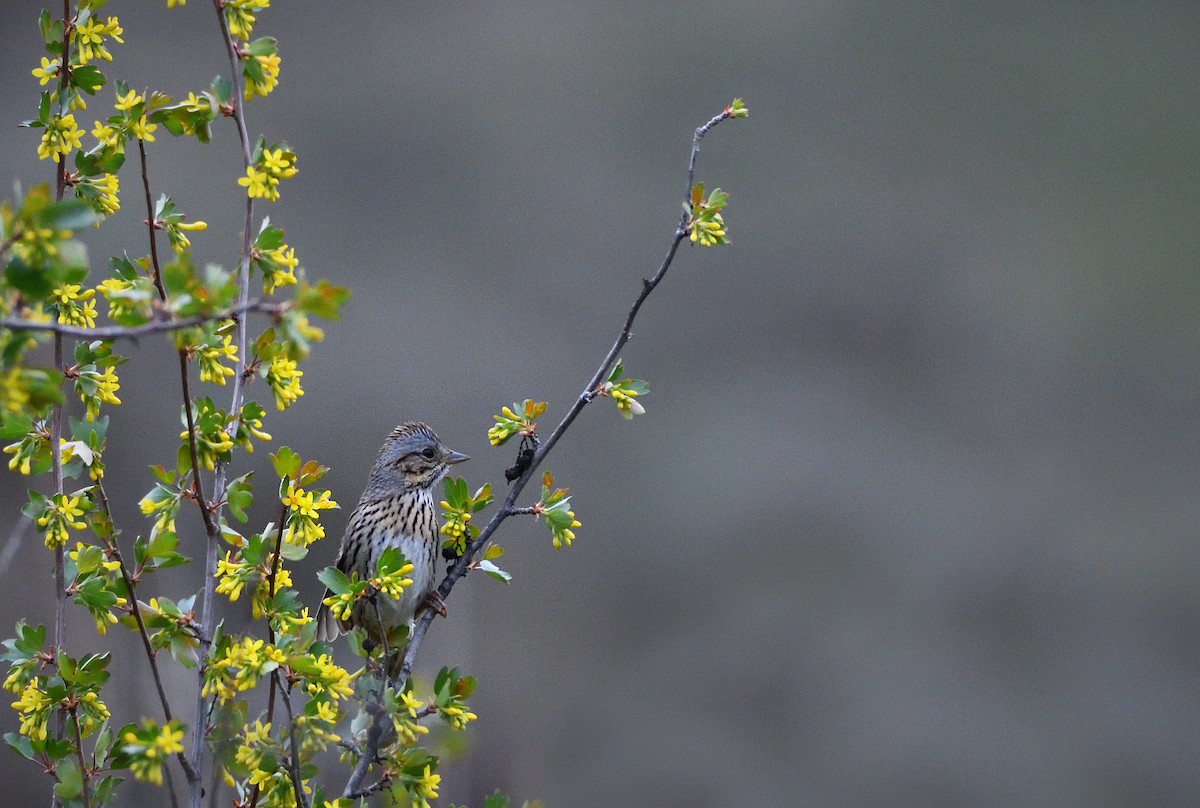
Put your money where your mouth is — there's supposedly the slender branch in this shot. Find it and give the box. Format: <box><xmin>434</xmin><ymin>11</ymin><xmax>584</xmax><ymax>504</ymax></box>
<box><xmin>138</xmin><ymin>140</ymin><xmax>169</xmax><ymax>301</ymax></box>
<box><xmin>0</xmin><ymin>300</ymin><xmax>284</xmax><ymax>340</ymax></box>
<box><xmin>190</xmin><ymin>7</ymin><xmax>259</xmax><ymax>805</ymax></box>
<box><xmin>341</xmin><ymin>105</ymin><xmax>741</xmax><ymax>798</ymax></box>
<box><xmin>276</xmin><ymin>682</ymin><xmax>312</xmax><ymax>808</ymax></box>
<box><xmin>49</xmin><ymin>8</ymin><xmax>73</xmax><ymax>797</ymax></box>
<box><xmin>246</xmin><ymin>504</ymin><xmax>288</xmax><ymax>808</ymax></box>
<box><xmin>345</xmin><ymin>774</ymin><xmax>393</xmax><ymax>801</ymax></box>
<box><xmin>92</xmin><ymin>481</ymin><xmax>198</xmax><ymax>789</ymax></box>
<box><xmin>69</xmin><ymin>711</ymin><xmax>92</xmax><ymax>808</ymax></box>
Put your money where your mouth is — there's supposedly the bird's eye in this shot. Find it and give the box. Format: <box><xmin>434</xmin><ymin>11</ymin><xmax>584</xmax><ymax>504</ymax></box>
<box><xmin>420</xmin><ymin>447</ymin><xmax>437</xmax><ymax>460</ymax></box>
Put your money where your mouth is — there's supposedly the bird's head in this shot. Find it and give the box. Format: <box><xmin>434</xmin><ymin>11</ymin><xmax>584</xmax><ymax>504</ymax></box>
<box><xmin>367</xmin><ymin>422</ymin><xmax>468</xmax><ymax>494</ymax></box>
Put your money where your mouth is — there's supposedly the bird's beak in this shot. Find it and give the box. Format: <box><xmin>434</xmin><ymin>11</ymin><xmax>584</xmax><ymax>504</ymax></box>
<box><xmin>445</xmin><ymin>450</ymin><xmax>469</xmax><ymax>465</ymax></box>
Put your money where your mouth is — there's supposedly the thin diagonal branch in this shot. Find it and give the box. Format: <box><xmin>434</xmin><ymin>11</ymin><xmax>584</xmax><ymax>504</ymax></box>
<box><xmin>341</xmin><ymin>104</ymin><xmax>742</xmax><ymax>799</ymax></box>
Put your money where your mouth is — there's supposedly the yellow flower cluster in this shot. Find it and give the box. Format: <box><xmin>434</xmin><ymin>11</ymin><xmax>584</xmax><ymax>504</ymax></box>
<box><xmin>74</xmin><ymin>16</ymin><xmax>123</xmax><ymax>64</ymax></box>
<box><xmin>1</xmin><ymin>369</ymin><xmax>31</xmax><ymax>417</ymax></box>
<box><xmin>197</xmin><ymin>335</ymin><xmax>238</xmax><ymax>385</ymax></box>
<box><xmin>551</xmin><ymin>509</ymin><xmax>580</xmax><ymax>549</ymax></box>
<box><xmin>51</xmin><ymin>284</ymin><xmax>97</xmax><ymax>327</ymax></box>
<box><xmin>245</xmin><ymin>52</ymin><xmax>281</xmax><ymax>100</ymax></box>
<box><xmin>610</xmin><ymin>386</ymin><xmax>644</xmax><ymax>416</ymax></box>
<box><xmin>411</xmin><ymin>765</ymin><xmax>441</xmax><ymax>808</ymax></box>
<box><xmin>37</xmin><ymin>493</ymin><xmax>89</xmax><ymax>549</ymax></box>
<box><xmin>369</xmin><ymin>559</ymin><xmax>414</xmax><ymax>600</ymax></box>
<box><xmin>215</xmin><ymin>551</ymin><xmax>253</xmax><ymax>602</ymax></box>
<box><xmin>440</xmin><ymin>701</ymin><xmax>478</xmax><ymax>731</ymax></box>
<box><xmin>11</xmin><ymin>679</ymin><xmax>52</xmax><ymax>740</ymax></box>
<box><xmin>261</xmin><ymin>244</ymin><xmax>299</xmax><ymax>293</ymax></box>
<box><xmin>78</xmin><ymin>172</ymin><xmax>120</xmax><ymax>215</ymax></box>
<box><xmin>202</xmin><ymin>636</ymin><xmax>287</xmax><ymax>703</ymax></box>
<box><xmin>281</xmin><ymin>482</ymin><xmax>337</xmax><ymax>546</ymax></box>
<box><xmin>238</xmin><ymin>148</ymin><xmax>297</xmax><ymax>202</ymax></box>
<box><xmin>266</xmin><ymin>355</ymin><xmax>303</xmax><ymax>410</ymax></box>
<box><xmin>37</xmin><ymin>114</ymin><xmax>84</xmax><ymax>161</ymax></box>
<box><xmin>81</xmin><ymin>365</ymin><xmax>122</xmax><ymax>420</ymax></box>
<box><xmin>165</xmin><ymin>218</ymin><xmax>207</xmax><ymax>253</ymax></box>
<box><xmin>690</xmin><ymin>213</ymin><xmax>726</xmax><ymax>246</ymax></box>
<box><xmin>439</xmin><ymin>509</ymin><xmax>470</xmax><ymax>556</ymax></box>
<box><xmin>122</xmin><ymin>720</ymin><xmax>185</xmax><ymax>786</ymax></box>
<box><xmin>97</xmin><ymin>276</ymin><xmax>148</xmax><ymax>322</ymax></box>
<box><xmin>225</xmin><ymin>0</ymin><xmax>270</xmax><ymax>40</ymax></box>
<box><xmin>12</xmin><ymin>224</ymin><xmax>66</xmax><ymax>266</ymax></box>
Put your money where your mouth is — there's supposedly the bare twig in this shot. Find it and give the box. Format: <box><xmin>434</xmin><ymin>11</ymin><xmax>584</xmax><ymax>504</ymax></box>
<box><xmin>340</xmin><ymin>105</ymin><xmax>741</xmax><ymax>799</ymax></box>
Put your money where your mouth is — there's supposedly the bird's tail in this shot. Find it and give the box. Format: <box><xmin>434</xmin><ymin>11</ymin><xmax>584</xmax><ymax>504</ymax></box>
<box><xmin>315</xmin><ymin>589</ymin><xmax>340</xmax><ymax>642</ymax></box>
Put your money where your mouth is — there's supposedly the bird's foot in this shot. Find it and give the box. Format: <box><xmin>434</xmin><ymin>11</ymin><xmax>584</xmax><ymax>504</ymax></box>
<box><xmin>422</xmin><ymin>590</ymin><xmax>448</xmax><ymax>618</ymax></box>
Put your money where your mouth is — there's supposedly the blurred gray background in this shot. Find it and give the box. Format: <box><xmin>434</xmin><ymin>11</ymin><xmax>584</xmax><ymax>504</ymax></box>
<box><xmin>2</xmin><ymin>2</ymin><xmax>1199</xmax><ymax>806</ymax></box>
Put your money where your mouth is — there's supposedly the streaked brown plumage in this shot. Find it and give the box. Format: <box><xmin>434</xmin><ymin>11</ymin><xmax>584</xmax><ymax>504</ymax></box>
<box><xmin>315</xmin><ymin>423</ymin><xmax>467</xmax><ymax>666</ymax></box>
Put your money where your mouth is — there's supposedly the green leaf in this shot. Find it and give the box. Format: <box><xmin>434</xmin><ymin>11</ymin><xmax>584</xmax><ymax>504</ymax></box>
<box><xmin>477</xmin><ymin>559</ymin><xmax>511</xmax><ymax>584</ymax></box>
<box><xmin>4</xmin><ymin>732</ymin><xmax>36</xmax><ymax>762</ymax></box>
<box><xmin>247</xmin><ymin>37</ymin><xmax>278</xmax><ymax>57</ymax></box>
<box><xmin>317</xmin><ymin>566</ymin><xmax>352</xmax><ymax>595</ymax></box>
<box><xmin>226</xmin><ymin>473</ymin><xmax>253</xmax><ymax>523</ymax></box>
<box><xmin>71</xmin><ymin>65</ymin><xmax>107</xmax><ymax>94</ymax></box>
<box><xmin>54</xmin><ymin>757</ymin><xmax>82</xmax><ymax>800</ymax></box>
<box><xmin>377</xmin><ymin>546</ymin><xmax>410</xmax><ymax>577</ymax></box>
<box><xmin>44</xmin><ymin>199</ymin><xmax>100</xmax><ymax>231</ymax></box>
<box><xmin>271</xmin><ymin>447</ymin><xmax>300</xmax><ymax>479</ymax></box>
<box><xmin>210</xmin><ymin>74</ymin><xmax>232</xmax><ymax>106</ymax></box>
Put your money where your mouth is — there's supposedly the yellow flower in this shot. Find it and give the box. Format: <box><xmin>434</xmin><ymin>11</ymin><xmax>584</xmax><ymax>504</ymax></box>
<box><xmin>31</xmin><ymin>57</ymin><xmax>60</xmax><ymax>86</ymax></box>
<box><xmin>131</xmin><ymin>115</ymin><xmax>157</xmax><ymax>142</ymax></box>
<box><xmin>114</xmin><ymin>89</ymin><xmax>143</xmax><ymax>112</ymax></box>
<box><xmin>413</xmin><ymin>765</ymin><xmax>440</xmax><ymax>806</ymax></box>
<box><xmin>237</xmin><ymin>165</ymin><xmax>278</xmax><ymax>200</ymax></box>
<box><xmin>155</xmin><ymin>722</ymin><xmax>184</xmax><ymax>755</ymax></box>
<box><xmin>399</xmin><ymin>690</ymin><xmax>422</xmax><ymax>718</ymax></box>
